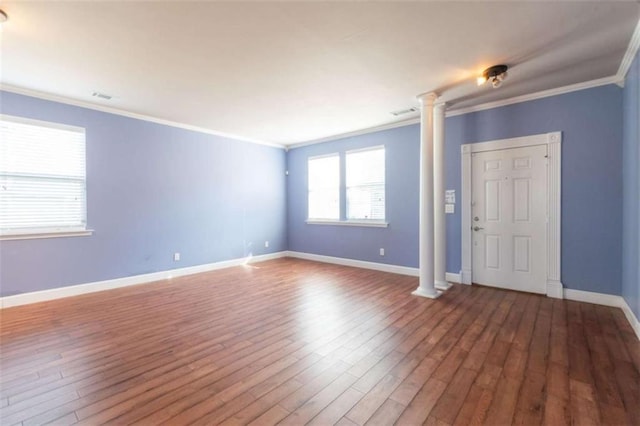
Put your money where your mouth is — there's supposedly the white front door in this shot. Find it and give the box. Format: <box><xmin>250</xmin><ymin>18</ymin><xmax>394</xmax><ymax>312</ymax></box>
<box><xmin>471</xmin><ymin>145</ymin><xmax>547</xmax><ymax>294</ymax></box>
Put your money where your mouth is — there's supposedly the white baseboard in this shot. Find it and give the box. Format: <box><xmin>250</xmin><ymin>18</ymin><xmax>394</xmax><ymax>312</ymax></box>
<box><xmin>563</xmin><ymin>288</ymin><xmax>623</xmax><ymax>307</ymax></box>
<box><xmin>621</xmin><ymin>301</ymin><xmax>640</xmax><ymax>341</ymax></box>
<box><xmin>4</xmin><ymin>249</ymin><xmax>637</xmax><ymax>341</ymax></box>
<box><xmin>0</xmin><ymin>251</ymin><xmax>287</xmax><ymax>309</ymax></box>
<box><xmin>445</xmin><ymin>272</ymin><xmax>461</xmax><ymax>284</ymax></box>
<box><xmin>564</xmin><ymin>288</ymin><xmax>640</xmax><ymax>341</ymax></box>
<box><xmin>546</xmin><ymin>280</ymin><xmax>564</xmax><ymax>299</ymax></box>
<box><xmin>461</xmin><ymin>269</ymin><xmax>472</xmax><ymax>285</ymax></box>
<box><xmin>285</xmin><ymin>251</ymin><xmax>463</xmax><ymax>286</ymax></box>
<box><xmin>284</xmin><ymin>251</ymin><xmax>419</xmax><ymax>276</ymax></box>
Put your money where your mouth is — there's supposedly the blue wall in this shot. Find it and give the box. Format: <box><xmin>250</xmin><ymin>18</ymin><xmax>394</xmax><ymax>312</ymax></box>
<box><xmin>287</xmin><ymin>125</ymin><xmax>420</xmax><ymax>267</ymax></box>
<box><xmin>0</xmin><ymin>82</ymin><xmax>630</xmax><ymax>299</ymax></box>
<box><xmin>623</xmin><ymin>50</ymin><xmax>640</xmax><ymax>319</ymax></box>
<box><xmin>0</xmin><ymin>91</ymin><xmax>287</xmax><ymax>297</ymax></box>
<box><xmin>287</xmin><ymin>85</ymin><xmax>624</xmax><ymax>295</ymax></box>
<box><xmin>446</xmin><ymin>85</ymin><xmax>623</xmax><ymax>294</ymax></box>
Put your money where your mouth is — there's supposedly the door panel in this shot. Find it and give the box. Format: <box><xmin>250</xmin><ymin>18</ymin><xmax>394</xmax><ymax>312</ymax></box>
<box><xmin>485</xmin><ymin>180</ymin><xmax>501</xmax><ymax>221</ymax></box>
<box><xmin>471</xmin><ymin>145</ymin><xmax>547</xmax><ymax>294</ymax></box>
<box><xmin>513</xmin><ymin>178</ymin><xmax>530</xmax><ymax>222</ymax></box>
<box><xmin>513</xmin><ymin>236</ymin><xmax>531</xmax><ymax>272</ymax></box>
<box><xmin>485</xmin><ymin>235</ymin><xmax>501</xmax><ymax>269</ymax></box>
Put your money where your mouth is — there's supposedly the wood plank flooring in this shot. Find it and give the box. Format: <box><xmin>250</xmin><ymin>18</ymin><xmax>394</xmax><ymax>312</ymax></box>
<box><xmin>1</xmin><ymin>257</ymin><xmax>638</xmax><ymax>425</ymax></box>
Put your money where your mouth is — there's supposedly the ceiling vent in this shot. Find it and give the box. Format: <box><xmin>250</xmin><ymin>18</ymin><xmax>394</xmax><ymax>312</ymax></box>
<box><xmin>390</xmin><ymin>107</ymin><xmax>417</xmax><ymax>117</ymax></box>
<box><xmin>92</xmin><ymin>92</ymin><xmax>112</xmax><ymax>100</ymax></box>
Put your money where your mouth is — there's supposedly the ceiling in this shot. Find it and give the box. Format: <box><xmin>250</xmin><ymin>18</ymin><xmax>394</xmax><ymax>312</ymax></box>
<box><xmin>0</xmin><ymin>1</ymin><xmax>638</xmax><ymax>146</ymax></box>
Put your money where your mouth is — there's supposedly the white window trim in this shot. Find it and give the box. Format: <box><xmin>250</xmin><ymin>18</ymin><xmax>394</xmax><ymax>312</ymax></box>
<box><xmin>1</xmin><ymin>114</ymin><xmax>90</xmax><ymax>240</ymax></box>
<box><xmin>306</xmin><ymin>219</ymin><xmax>388</xmax><ymax>228</ymax></box>
<box><xmin>0</xmin><ymin>114</ymin><xmax>85</xmax><ymax>134</ymax></box>
<box><xmin>460</xmin><ymin>131</ymin><xmax>562</xmax><ymax>298</ymax></box>
<box><xmin>0</xmin><ymin>229</ymin><xmax>94</xmax><ymax>241</ymax></box>
<box><xmin>306</xmin><ymin>145</ymin><xmax>388</xmax><ymax>227</ymax></box>
<box><xmin>345</xmin><ymin>145</ymin><xmax>385</xmax><ymax>155</ymax></box>
<box><xmin>308</xmin><ymin>152</ymin><xmax>340</xmax><ymax>161</ymax></box>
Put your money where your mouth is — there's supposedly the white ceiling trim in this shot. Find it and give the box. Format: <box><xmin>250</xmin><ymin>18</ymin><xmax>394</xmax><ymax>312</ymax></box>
<box><xmin>2</xmin><ymin>72</ymin><xmax>621</xmax><ymax>152</ymax></box>
<box><xmin>0</xmin><ymin>84</ymin><xmax>285</xmax><ymax>150</ymax></box>
<box><xmin>446</xmin><ymin>75</ymin><xmax>621</xmax><ymax>118</ymax></box>
<box><xmin>617</xmin><ymin>17</ymin><xmax>640</xmax><ymax>81</ymax></box>
<box><xmin>287</xmin><ymin>117</ymin><xmax>420</xmax><ymax>150</ymax></box>
<box><xmin>289</xmin><ymin>75</ymin><xmax>620</xmax><ymax>149</ymax></box>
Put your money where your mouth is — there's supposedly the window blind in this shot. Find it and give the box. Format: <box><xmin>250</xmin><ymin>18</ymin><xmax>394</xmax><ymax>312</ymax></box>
<box><xmin>0</xmin><ymin>115</ymin><xmax>87</xmax><ymax>234</ymax></box>
<box><xmin>346</xmin><ymin>147</ymin><xmax>385</xmax><ymax>221</ymax></box>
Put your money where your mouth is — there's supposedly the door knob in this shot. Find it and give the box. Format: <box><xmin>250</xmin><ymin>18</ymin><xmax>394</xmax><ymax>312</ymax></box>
<box><xmin>473</xmin><ymin>226</ymin><xmax>484</xmax><ymax>231</ymax></box>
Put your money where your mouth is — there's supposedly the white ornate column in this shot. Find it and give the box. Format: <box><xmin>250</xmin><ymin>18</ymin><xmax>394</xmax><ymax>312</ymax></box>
<box><xmin>434</xmin><ymin>102</ymin><xmax>451</xmax><ymax>291</ymax></box>
<box><xmin>413</xmin><ymin>92</ymin><xmax>441</xmax><ymax>299</ymax></box>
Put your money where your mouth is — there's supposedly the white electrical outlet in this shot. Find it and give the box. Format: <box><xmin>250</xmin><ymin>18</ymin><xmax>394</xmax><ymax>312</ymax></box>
<box><xmin>265</xmin><ymin>241</ymin><xmax>269</xmax><ymax>248</ymax></box>
<box><xmin>173</xmin><ymin>252</ymin><xmax>180</xmax><ymax>261</ymax></box>
<box><xmin>379</xmin><ymin>248</ymin><xmax>385</xmax><ymax>256</ymax></box>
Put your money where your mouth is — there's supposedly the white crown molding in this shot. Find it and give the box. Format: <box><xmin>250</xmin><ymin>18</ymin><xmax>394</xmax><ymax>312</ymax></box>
<box><xmin>4</xmin><ymin>16</ymin><xmax>635</xmax><ymax>154</ymax></box>
<box><xmin>617</xmin><ymin>17</ymin><xmax>640</xmax><ymax>81</ymax></box>
<box><xmin>288</xmin><ymin>117</ymin><xmax>421</xmax><ymax>149</ymax></box>
<box><xmin>446</xmin><ymin>76</ymin><xmax>621</xmax><ymax>118</ymax></box>
<box><xmin>288</xmin><ymin>76</ymin><xmax>620</xmax><ymax>150</ymax></box>
<box><xmin>0</xmin><ymin>84</ymin><xmax>286</xmax><ymax>150</ymax></box>
<box><xmin>0</xmin><ymin>72</ymin><xmax>625</xmax><ymax>152</ymax></box>
<box><xmin>0</xmin><ymin>251</ymin><xmax>287</xmax><ymax>309</ymax></box>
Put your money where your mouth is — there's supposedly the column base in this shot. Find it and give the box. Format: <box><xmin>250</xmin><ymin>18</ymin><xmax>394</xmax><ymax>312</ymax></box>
<box><xmin>435</xmin><ymin>280</ymin><xmax>452</xmax><ymax>291</ymax></box>
<box><xmin>412</xmin><ymin>287</ymin><xmax>442</xmax><ymax>299</ymax></box>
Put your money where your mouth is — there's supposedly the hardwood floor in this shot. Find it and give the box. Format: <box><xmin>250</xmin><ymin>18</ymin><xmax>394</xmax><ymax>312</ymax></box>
<box><xmin>1</xmin><ymin>257</ymin><xmax>638</xmax><ymax>426</ymax></box>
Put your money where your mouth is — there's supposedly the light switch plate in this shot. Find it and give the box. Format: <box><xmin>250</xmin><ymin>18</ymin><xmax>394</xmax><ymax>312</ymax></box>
<box><xmin>445</xmin><ymin>204</ymin><xmax>455</xmax><ymax>214</ymax></box>
<box><xmin>445</xmin><ymin>190</ymin><xmax>456</xmax><ymax>204</ymax></box>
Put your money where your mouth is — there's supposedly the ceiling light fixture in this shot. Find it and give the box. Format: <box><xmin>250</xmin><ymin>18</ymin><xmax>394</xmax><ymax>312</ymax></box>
<box><xmin>477</xmin><ymin>64</ymin><xmax>508</xmax><ymax>88</ymax></box>
<box><xmin>0</xmin><ymin>9</ymin><xmax>8</xmax><ymax>23</ymax></box>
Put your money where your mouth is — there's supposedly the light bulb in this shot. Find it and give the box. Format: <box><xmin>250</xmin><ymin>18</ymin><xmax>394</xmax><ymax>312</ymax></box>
<box><xmin>491</xmin><ymin>77</ymin><xmax>502</xmax><ymax>88</ymax></box>
<box><xmin>477</xmin><ymin>76</ymin><xmax>487</xmax><ymax>86</ymax></box>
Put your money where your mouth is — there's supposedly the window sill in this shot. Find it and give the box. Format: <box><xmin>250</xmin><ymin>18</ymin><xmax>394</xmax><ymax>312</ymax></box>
<box><xmin>306</xmin><ymin>220</ymin><xmax>389</xmax><ymax>228</ymax></box>
<box><xmin>0</xmin><ymin>229</ymin><xmax>94</xmax><ymax>241</ymax></box>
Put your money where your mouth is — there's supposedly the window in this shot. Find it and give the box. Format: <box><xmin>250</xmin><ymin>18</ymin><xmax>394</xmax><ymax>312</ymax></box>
<box><xmin>346</xmin><ymin>147</ymin><xmax>385</xmax><ymax>221</ymax></box>
<box><xmin>307</xmin><ymin>146</ymin><xmax>386</xmax><ymax>227</ymax></box>
<box><xmin>308</xmin><ymin>154</ymin><xmax>339</xmax><ymax>220</ymax></box>
<box><xmin>0</xmin><ymin>115</ymin><xmax>88</xmax><ymax>237</ymax></box>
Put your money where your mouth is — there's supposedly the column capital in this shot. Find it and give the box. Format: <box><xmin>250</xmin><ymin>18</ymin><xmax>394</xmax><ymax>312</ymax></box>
<box><xmin>434</xmin><ymin>101</ymin><xmax>448</xmax><ymax>110</ymax></box>
<box><xmin>416</xmin><ymin>92</ymin><xmax>438</xmax><ymax>106</ymax></box>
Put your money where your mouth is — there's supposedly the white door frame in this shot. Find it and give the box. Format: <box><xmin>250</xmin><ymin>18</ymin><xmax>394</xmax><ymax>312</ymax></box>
<box><xmin>460</xmin><ymin>132</ymin><xmax>563</xmax><ymax>298</ymax></box>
